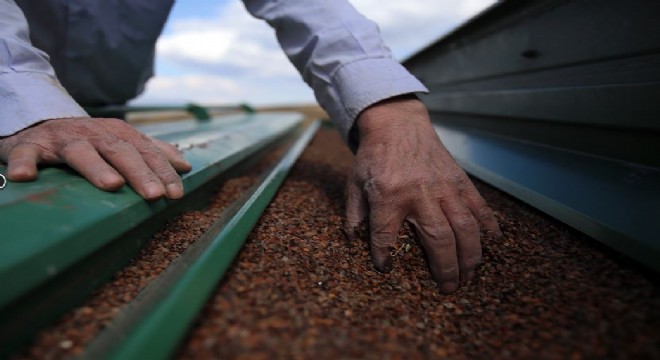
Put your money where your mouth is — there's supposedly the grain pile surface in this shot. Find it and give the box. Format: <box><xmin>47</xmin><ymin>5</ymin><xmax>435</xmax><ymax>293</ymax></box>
<box><xmin>178</xmin><ymin>128</ymin><xmax>660</xmax><ymax>359</ymax></box>
<box><xmin>16</xmin><ymin>128</ymin><xmax>660</xmax><ymax>359</ymax></box>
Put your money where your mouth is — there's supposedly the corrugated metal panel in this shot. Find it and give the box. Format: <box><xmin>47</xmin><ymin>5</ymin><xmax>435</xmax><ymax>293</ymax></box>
<box><xmin>404</xmin><ymin>0</ymin><xmax>660</xmax><ymax>270</ymax></box>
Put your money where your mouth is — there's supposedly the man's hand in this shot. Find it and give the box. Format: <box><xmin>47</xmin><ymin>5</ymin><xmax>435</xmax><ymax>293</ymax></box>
<box><xmin>345</xmin><ymin>96</ymin><xmax>500</xmax><ymax>294</ymax></box>
<box><xmin>0</xmin><ymin>118</ymin><xmax>191</xmax><ymax>200</ymax></box>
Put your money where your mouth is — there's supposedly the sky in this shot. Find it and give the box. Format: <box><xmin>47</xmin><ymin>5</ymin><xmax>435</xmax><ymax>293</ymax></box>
<box><xmin>131</xmin><ymin>0</ymin><xmax>496</xmax><ymax>107</ymax></box>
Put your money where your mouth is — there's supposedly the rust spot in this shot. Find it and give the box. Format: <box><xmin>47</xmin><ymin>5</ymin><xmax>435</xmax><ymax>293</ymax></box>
<box><xmin>25</xmin><ymin>188</ymin><xmax>59</xmax><ymax>205</ymax></box>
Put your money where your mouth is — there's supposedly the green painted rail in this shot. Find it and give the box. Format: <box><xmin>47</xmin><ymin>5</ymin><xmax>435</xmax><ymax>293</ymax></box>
<box><xmin>0</xmin><ymin>112</ymin><xmax>304</xmax><ymax>358</ymax></box>
<box><xmin>81</xmin><ymin>120</ymin><xmax>320</xmax><ymax>360</ymax></box>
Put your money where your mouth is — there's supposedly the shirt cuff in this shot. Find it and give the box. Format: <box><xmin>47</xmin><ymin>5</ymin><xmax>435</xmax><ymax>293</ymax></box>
<box><xmin>0</xmin><ymin>72</ymin><xmax>88</xmax><ymax>136</ymax></box>
<box><xmin>330</xmin><ymin>57</ymin><xmax>428</xmax><ymax>152</ymax></box>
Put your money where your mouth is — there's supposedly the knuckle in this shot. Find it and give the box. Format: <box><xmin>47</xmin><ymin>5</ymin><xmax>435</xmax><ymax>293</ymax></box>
<box><xmin>139</xmin><ymin>144</ymin><xmax>165</xmax><ymax>159</ymax></box>
<box><xmin>130</xmin><ymin>167</ymin><xmax>152</xmax><ymax>178</ymax></box>
<box><xmin>142</xmin><ymin>152</ymin><xmax>178</xmax><ymax>178</ymax></box>
<box><xmin>452</xmin><ymin>214</ymin><xmax>478</xmax><ymax>231</ymax></box>
<box><xmin>405</xmin><ymin>171</ymin><xmax>432</xmax><ymax>188</ymax></box>
<box><xmin>365</xmin><ymin>173</ymin><xmax>425</xmax><ymax>201</ymax></box>
<box><xmin>476</xmin><ymin>206</ymin><xmax>495</xmax><ymax>222</ymax></box>
<box><xmin>421</xmin><ymin>225</ymin><xmax>454</xmax><ymax>247</ymax></box>
<box><xmin>53</xmin><ymin>121</ymin><xmax>91</xmax><ymax>137</ymax></box>
<box><xmin>102</xmin><ymin>134</ymin><xmax>124</xmax><ymax>146</ymax></box>
<box><xmin>157</xmin><ymin>170</ymin><xmax>180</xmax><ymax>185</ymax></box>
<box><xmin>458</xmin><ymin>187</ymin><xmax>479</xmax><ymax>201</ymax></box>
<box><xmin>131</xmin><ymin>135</ymin><xmax>164</xmax><ymax>155</ymax></box>
<box><xmin>99</xmin><ymin>137</ymin><xmax>131</xmax><ymax>155</ymax></box>
<box><xmin>445</xmin><ymin>171</ymin><xmax>467</xmax><ymax>187</ymax></box>
<box><xmin>98</xmin><ymin>119</ymin><xmax>136</xmax><ymax>138</ymax></box>
<box><xmin>438</xmin><ymin>265</ymin><xmax>459</xmax><ymax>280</ymax></box>
<box><xmin>58</xmin><ymin>139</ymin><xmax>88</xmax><ymax>152</ymax></box>
<box><xmin>21</xmin><ymin>141</ymin><xmax>57</xmax><ymax>161</ymax></box>
<box><xmin>364</xmin><ymin>176</ymin><xmax>391</xmax><ymax>195</ymax></box>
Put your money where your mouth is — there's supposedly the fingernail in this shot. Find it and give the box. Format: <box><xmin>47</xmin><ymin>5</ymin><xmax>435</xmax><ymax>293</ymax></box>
<box><xmin>180</xmin><ymin>161</ymin><xmax>192</xmax><ymax>173</ymax></box>
<box><xmin>440</xmin><ymin>281</ymin><xmax>458</xmax><ymax>294</ymax></box>
<box><xmin>99</xmin><ymin>174</ymin><xmax>124</xmax><ymax>190</ymax></box>
<box><xmin>144</xmin><ymin>182</ymin><xmax>164</xmax><ymax>200</ymax></box>
<box><xmin>9</xmin><ymin>166</ymin><xmax>36</xmax><ymax>181</ymax></box>
<box><xmin>166</xmin><ymin>183</ymin><xmax>184</xmax><ymax>199</ymax></box>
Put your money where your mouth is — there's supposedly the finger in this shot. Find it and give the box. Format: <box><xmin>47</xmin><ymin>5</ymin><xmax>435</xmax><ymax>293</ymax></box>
<box><xmin>461</xmin><ymin>188</ymin><xmax>501</xmax><ymax>236</ymax></box>
<box><xmin>409</xmin><ymin>200</ymin><xmax>459</xmax><ymax>294</ymax></box>
<box><xmin>6</xmin><ymin>143</ymin><xmax>42</xmax><ymax>181</ymax></box>
<box><xmin>96</xmin><ymin>138</ymin><xmax>166</xmax><ymax>200</ymax></box>
<box><xmin>345</xmin><ymin>174</ymin><xmax>368</xmax><ymax>243</ymax></box>
<box><xmin>132</xmin><ymin>139</ymin><xmax>185</xmax><ymax>200</ymax></box>
<box><xmin>369</xmin><ymin>205</ymin><xmax>404</xmax><ymax>272</ymax></box>
<box><xmin>441</xmin><ymin>194</ymin><xmax>481</xmax><ymax>284</ymax></box>
<box><xmin>60</xmin><ymin>140</ymin><xmax>125</xmax><ymax>191</ymax></box>
<box><xmin>151</xmin><ymin>138</ymin><xmax>192</xmax><ymax>174</ymax></box>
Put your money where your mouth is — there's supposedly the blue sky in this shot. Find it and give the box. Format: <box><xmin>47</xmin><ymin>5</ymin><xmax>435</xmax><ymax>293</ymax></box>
<box><xmin>132</xmin><ymin>0</ymin><xmax>496</xmax><ymax>106</ymax></box>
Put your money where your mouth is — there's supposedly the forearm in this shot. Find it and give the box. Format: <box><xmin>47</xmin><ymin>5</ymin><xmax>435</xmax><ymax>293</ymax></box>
<box><xmin>242</xmin><ymin>0</ymin><xmax>427</xmax><ymax>151</ymax></box>
<box><xmin>0</xmin><ymin>0</ymin><xmax>87</xmax><ymax>136</ymax></box>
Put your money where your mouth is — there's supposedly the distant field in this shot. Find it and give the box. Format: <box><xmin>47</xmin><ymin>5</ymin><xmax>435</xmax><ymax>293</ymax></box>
<box><xmin>127</xmin><ymin>104</ymin><xmax>327</xmax><ymax>124</ymax></box>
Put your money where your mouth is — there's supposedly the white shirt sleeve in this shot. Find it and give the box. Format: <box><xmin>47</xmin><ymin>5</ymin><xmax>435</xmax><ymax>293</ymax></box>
<box><xmin>3</xmin><ymin>0</ymin><xmax>427</xmax><ymax>147</ymax></box>
<box><xmin>0</xmin><ymin>0</ymin><xmax>88</xmax><ymax>137</ymax></box>
<box><xmin>243</xmin><ymin>0</ymin><xmax>428</xmax><ymax>150</ymax></box>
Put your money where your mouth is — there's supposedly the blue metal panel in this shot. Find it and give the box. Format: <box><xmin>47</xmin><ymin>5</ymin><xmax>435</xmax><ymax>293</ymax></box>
<box><xmin>435</xmin><ymin>124</ymin><xmax>660</xmax><ymax>271</ymax></box>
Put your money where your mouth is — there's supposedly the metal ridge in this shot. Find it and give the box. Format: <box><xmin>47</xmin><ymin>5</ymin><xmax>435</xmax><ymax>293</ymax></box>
<box><xmin>82</xmin><ymin>120</ymin><xmax>321</xmax><ymax>360</ymax></box>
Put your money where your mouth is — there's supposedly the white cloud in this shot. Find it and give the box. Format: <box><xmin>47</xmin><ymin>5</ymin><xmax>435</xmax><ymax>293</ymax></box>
<box><xmin>136</xmin><ymin>74</ymin><xmax>242</xmax><ymax>104</ymax></box>
<box><xmin>155</xmin><ymin>2</ymin><xmax>296</xmax><ymax>78</ymax></box>
<box><xmin>350</xmin><ymin>0</ymin><xmax>496</xmax><ymax>59</ymax></box>
<box><xmin>133</xmin><ymin>0</ymin><xmax>496</xmax><ymax>106</ymax></box>
<box><xmin>157</xmin><ymin>29</ymin><xmax>236</xmax><ymax>64</ymax></box>
<box><xmin>134</xmin><ymin>73</ymin><xmax>316</xmax><ymax>106</ymax></box>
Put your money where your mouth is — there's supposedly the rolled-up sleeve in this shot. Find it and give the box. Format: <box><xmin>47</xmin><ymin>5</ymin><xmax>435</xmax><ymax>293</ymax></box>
<box><xmin>0</xmin><ymin>0</ymin><xmax>87</xmax><ymax>137</ymax></box>
<box><xmin>243</xmin><ymin>0</ymin><xmax>428</xmax><ymax>151</ymax></box>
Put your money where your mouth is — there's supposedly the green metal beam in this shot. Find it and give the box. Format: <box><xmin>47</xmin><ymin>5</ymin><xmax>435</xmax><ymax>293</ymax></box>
<box><xmin>81</xmin><ymin>120</ymin><xmax>321</xmax><ymax>360</ymax></box>
<box><xmin>0</xmin><ymin>112</ymin><xmax>303</xmax><ymax>358</ymax></box>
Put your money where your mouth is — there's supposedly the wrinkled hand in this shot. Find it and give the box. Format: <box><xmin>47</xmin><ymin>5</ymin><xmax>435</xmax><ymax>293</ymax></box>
<box><xmin>0</xmin><ymin>117</ymin><xmax>191</xmax><ymax>200</ymax></box>
<box><xmin>346</xmin><ymin>96</ymin><xmax>500</xmax><ymax>294</ymax></box>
